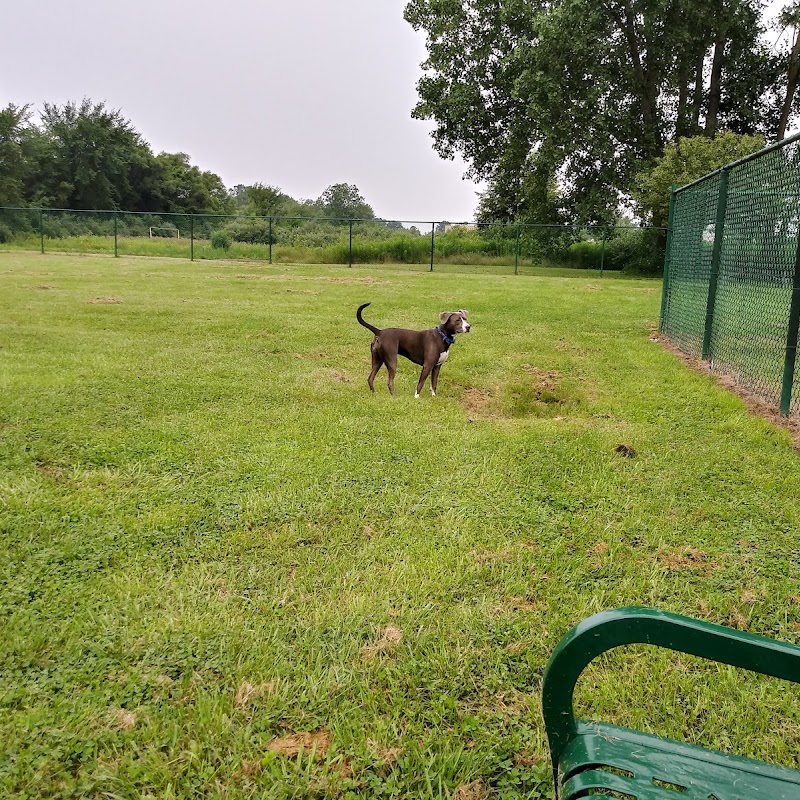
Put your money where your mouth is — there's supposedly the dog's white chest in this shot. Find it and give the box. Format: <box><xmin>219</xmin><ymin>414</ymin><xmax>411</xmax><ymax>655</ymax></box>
<box><xmin>437</xmin><ymin>350</ymin><xmax>449</xmax><ymax>366</ymax></box>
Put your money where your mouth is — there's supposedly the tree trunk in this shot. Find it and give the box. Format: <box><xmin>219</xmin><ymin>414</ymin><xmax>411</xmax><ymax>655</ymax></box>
<box><xmin>676</xmin><ymin>58</ymin><xmax>691</xmax><ymax>139</ymax></box>
<box><xmin>690</xmin><ymin>52</ymin><xmax>705</xmax><ymax>131</ymax></box>
<box><xmin>705</xmin><ymin>29</ymin><xmax>726</xmax><ymax>136</ymax></box>
<box><xmin>613</xmin><ymin>3</ymin><xmax>663</xmax><ymax>153</ymax></box>
<box><xmin>778</xmin><ymin>27</ymin><xmax>800</xmax><ymax>140</ymax></box>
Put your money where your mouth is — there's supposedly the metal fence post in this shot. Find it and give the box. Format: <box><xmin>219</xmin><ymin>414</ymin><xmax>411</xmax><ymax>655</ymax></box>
<box><xmin>599</xmin><ymin>234</ymin><xmax>606</xmax><ymax>276</ymax></box>
<box><xmin>349</xmin><ymin>219</ymin><xmax>353</xmax><ymax>267</ymax></box>
<box><xmin>190</xmin><ymin>215</ymin><xmax>194</xmax><ymax>261</ymax></box>
<box><xmin>430</xmin><ymin>222</ymin><xmax>435</xmax><ymax>272</ymax></box>
<box><xmin>514</xmin><ymin>224</ymin><xmax>520</xmax><ymax>275</ymax></box>
<box><xmin>702</xmin><ymin>169</ymin><xmax>729</xmax><ymax>361</ymax></box>
<box><xmin>39</xmin><ymin>208</ymin><xmax>44</xmax><ymax>254</ymax></box>
<box><xmin>268</xmin><ymin>217</ymin><xmax>273</xmax><ymax>264</ymax></box>
<box><xmin>780</xmin><ymin>232</ymin><xmax>800</xmax><ymax>416</ymax></box>
<box><xmin>659</xmin><ymin>186</ymin><xmax>677</xmax><ymax>333</ymax></box>
<box><xmin>114</xmin><ymin>214</ymin><xmax>118</xmax><ymax>257</ymax></box>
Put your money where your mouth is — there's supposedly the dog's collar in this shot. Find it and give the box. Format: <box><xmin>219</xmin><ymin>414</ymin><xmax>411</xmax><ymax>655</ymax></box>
<box><xmin>435</xmin><ymin>326</ymin><xmax>455</xmax><ymax>346</ymax></box>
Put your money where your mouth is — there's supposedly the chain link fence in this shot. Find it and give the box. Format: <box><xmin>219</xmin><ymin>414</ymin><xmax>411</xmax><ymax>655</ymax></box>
<box><xmin>0</xmin><ymin>206</ymin><xmax>665</xmax><ymax>275</ymax></box>
<box><xmin>661</xmin><ymin>132</ymin><xmax>800</xmax><ymax>416</ymax></box>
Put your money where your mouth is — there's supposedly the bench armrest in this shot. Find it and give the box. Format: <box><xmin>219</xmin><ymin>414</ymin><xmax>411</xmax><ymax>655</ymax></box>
<box><xmin>542</xmin><ymin>606</ymin><xmax>800</xmax><ymax>771</ymax></box>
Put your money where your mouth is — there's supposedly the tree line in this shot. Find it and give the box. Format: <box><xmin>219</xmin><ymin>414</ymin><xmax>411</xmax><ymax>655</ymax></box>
<box><xmin>0</xmin><ymin>100</ymin><xmax>376</xmax><ymax>221</ymax></box>
<box><xmin>405</xmin><ymin>0</ymin><xmax>800</xmax><ymax>226</ymax></box>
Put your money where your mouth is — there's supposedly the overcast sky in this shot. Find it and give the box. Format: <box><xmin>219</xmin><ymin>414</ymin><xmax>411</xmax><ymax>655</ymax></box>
<box><xmin>2</xmin><ymin>0</ymin><xmax>482</xmax><ymax>222</ymax></box>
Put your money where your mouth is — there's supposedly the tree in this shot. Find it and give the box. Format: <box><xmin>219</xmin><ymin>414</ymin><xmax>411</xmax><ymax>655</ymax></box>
<box><xmin>151</xmin><ymin>152</ymin><xmax>233</xmax><ymax>215</ymax></box>
<box><xmin>405</xmin><ymin>0</ymin><xmax>787</xmax><ymax>223</ymax></box>
<box><xmin>632</xmin><ymin>131</ymin><xmax>764</xmax><ymax>225</ymax></box>
<box><xmin>317</xmin><ymin>183</ymin><xmax>374</xmax><ymax>221</ymax></box>
<box><xmin>777</xmin><ymin>2</ymin><xmax>800</xmax><ymax>140</ymax></box>
<box><xmin>38</xmin><ymin>99</ymin><xmax>153</xmax><ymax>210</ymax></box>
<box><xmin>0</xmin><ymin>104</ymin><xmax>44</xmax><ymax>206</ymax></box>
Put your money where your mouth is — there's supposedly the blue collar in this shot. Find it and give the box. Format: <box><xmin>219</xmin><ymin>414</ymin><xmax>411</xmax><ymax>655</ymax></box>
<box><xmin>435</xmin><ymin>326</ymin><xmax>455</xmax><ymax>346</ymax></box>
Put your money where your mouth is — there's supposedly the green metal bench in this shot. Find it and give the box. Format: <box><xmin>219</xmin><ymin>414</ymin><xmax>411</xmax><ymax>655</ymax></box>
<box><xmin>542</xmin><ymin>607</ymin><xmax>800</xmax><ymax>799</ymax></box>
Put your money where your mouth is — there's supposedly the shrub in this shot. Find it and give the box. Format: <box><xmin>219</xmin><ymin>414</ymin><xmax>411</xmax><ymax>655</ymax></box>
<box><xmin>210</xmin><ymin>230</ymin><xmax>232</xmax><ymax>250</ymax></box>
<box><xmin>0</xmin><ymin>223</ymin><xmax>13</xmax><ymax>243</ymax></box>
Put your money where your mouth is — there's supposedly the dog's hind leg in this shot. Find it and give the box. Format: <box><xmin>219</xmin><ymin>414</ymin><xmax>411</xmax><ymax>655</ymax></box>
<box><xmin>368</xmin><ymin>347</ymin><xmax>383</xmax><ymax>393</ymax></box>
<box><xmin>385</xmin><ymin>353</ymin><xmax>398</xmax><ymax>396</ymax></box>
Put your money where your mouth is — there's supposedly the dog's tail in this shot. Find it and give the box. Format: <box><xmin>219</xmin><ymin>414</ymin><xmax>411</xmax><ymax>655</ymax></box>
<box><xmin>356</xmin><ymin>303</ymin><xmax>381</xmax><ymax>335</ymax></box>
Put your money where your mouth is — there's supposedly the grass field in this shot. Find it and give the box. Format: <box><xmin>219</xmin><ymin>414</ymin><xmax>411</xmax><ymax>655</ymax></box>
<box><xmin>2</xmin><ymin>251</ymin><xmax>800</xmax><ymax>799</ymax></box>
<box><xmin>0</xmin><ymin>235</ymin><xmax>618</xmax><ymax>274</ymax></box>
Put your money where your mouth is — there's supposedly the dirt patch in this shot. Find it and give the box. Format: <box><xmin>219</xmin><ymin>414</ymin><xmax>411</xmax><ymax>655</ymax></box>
<box><xmin>454</xmin><ymin>781</ymin><xmax>489</xmax><ymax>800</ymax></box>
<box><xmin>614</xmin><ymin>443</ymin><xmax>637</xmax><ymax>458</ymax></box>
<box><xmin>637</xmin><ymin>287</ymin><xmax>658</xmax><ymax>293</ymax></box>
<box><xmin>34</xmin><ymin>460</ymin><xmax>68</xmax><ymax>482</ymax></box>
<box><xmin>112</xmin><ymin>709</ymin><xmax>137</xmax><ymax>731</ymax></box>
<box><xmin>462</xmin><ymin>387</ymin><xmax>501</xmax><ymax>420</ymax></box>
<box><xmin>86</xmin><ymin>296</ymin><xmax>122</xmax><ymax>304</ymax></box>
<box><xmin>505</xmin><ymin>597</ymin><xmax>545</xmax><ymax>613</ymax></box>
<box><xmin>656</xmin><ymin>546</ymin><xmax>712</xmax><ymax>573</ymax></box>
<box><xmin>36</xmin><ymin>284</ymin><xmax>56</xmax><ymax>290</ymax></box>
<box><xmin>360</xmin><ymin>626</ymin><xmax>403</xmax><ymax>661</ymax></box>
<box><xmin>591</xmin><ymin>541</ymin><xmax>610</xmax><ymax>567</ymax></box>
<box><xmin>295</xmin><ymin>352</ymin><xmax>329</xmax><ymax>360</ymax></box>
<box><xmin>656</xmin><ymin>336</ymin><xmax>800</xmax><ymax>449</ymax></box>
<box><xmin>235</xmin><ymin>680</ymin><xmax>276</xmax><ymax>709</ymax></box>
<box><xmin>265</xmin><ymin>728</ymin><xmax>331</xmax><ymax>758</ymax></box>
<box><xmin>369</xmin><ymin>741</ymin><xmax>402</xmax><ymax>770</ymax></box>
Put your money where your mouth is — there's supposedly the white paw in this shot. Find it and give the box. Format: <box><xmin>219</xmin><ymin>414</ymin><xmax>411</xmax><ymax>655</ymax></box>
<box><xmin>414</xmin><ymin>392</ymin><xmax>420</xmax><ymax>399</ymax></box>
<box><xmin>431</xmin><ymin>390</ymin><xmax>436</xmax><ymax>397</ymax></box>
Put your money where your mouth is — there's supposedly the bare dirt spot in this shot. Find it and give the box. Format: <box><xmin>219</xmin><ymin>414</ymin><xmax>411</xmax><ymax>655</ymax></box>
<box><xmin>454</xmin><ymin>781</ymin><xmax>489</xmax><ymax>800</ymax></box>
<box><xmin>369</xmin><ymin>741</ymin><xmax>402</xmax><ymax>770</ymax></box>
<box><xmin>728</xmin><ymin>608</ymin><xmax>750</xmax><ymax>629</ymax></box>
<box><xmin>87</xmin><ymin>296</ymin><xmax>122</xmax><ymax>304</ymax></box>
<box><xmin>656</xmin><ymin>337</ymin><xmax>800</xmax><ymax>448</ymax></box>
<box><xmin>583</xmin><ymin>284</ymin><xmax>601</xmax><ymax>291</ymax></box>
<box><xmin>34</xmin><ymin>460</ymin><xmax>68</xmax><ymax>482</ymax></box>
<box><xmin>462</xmin><ymin>387</ymin><xmax>500</xmax><ymax>420</ymax></box>
<box><xmin>740</xmin><ymin>590</ymin><xmax>758</xmax><ymax>605</ymax></box>
<box><xmin>112</xmin><ymin>709</ymin><xmax>137</xmax><ymax>731</ymax></box>
<box><xmin>235</xmin><ymin>680</ymin><xmax>276</xmax><ymax>709</ymax></box>
<box><xmin>295</xmin><ymin>352</ymin><xmax>328</xmax><ymax>360</ymax></box>
<box><xmin>266</xmin><ymin>729</ymin><xmax>331</xmax><ymax>758</ymax></box>
<box><xmin>235</xmin><ymin>760</ymin><xmax>262</xmax><ymax>780</ymax></box>
<box><xmin>360</xmin><ymin>626</ymin><xmax>403</xmax><ymax>661</ymax></box>
<box><xmin>614</xmin><ymin>443</ymin><xmax>637</xmax><ymax>458</ymax></box>
<box><xmin>506</xmin><ymin>641</ymin><xmax>528</xmax><ymax>653</ymax></box>
<box><xmin>506</xmin><ymin>597</ymin><xmax>545</xmax><ymax>613</ymax></box>
<box><xmin>36</xmin><ymin>284</ymin><xmax>56</xmax><ymax>290</ymax></box>
<box><xmin>591</xmin><ymin>541</ymin><xmax>610</xmax><ymax>566</ymax></box>
<box><xmin>656</xmin><ymin>546</ymin><xmax>712</xmax><ymax>573</ymax></box>
<box><xmin>514</xmin><ymin>751</ymin><xmax>543</xmax><ymax>767</ymax></box>
<box><xmin>638</xmin><ymin>287</ymin><xmax>658</xmax><ymax>293</ymax></box>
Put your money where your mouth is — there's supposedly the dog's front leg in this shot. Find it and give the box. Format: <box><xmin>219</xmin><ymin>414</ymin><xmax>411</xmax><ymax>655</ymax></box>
<box><xmin>430</xmin><ymin>364</ymin><xmax>442</xmax><ymax>397</ymax></box>
<box><xmin>415</xmin><ymin>362</ymin><xmax>434</xmax><ymax>398</ymax></box>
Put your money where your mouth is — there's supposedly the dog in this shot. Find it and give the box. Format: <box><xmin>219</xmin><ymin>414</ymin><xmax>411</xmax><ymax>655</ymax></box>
<box><xmin>356</xmin><ymin>303</ymin><xmax>470</xmax><ymax>397</ymax></box>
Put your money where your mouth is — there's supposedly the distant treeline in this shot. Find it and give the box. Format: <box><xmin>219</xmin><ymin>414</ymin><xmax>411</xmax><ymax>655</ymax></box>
<box><xmin>0</xmin><ymin>99</ymin><xmax>664</xmax><ymax>272</ymax></box>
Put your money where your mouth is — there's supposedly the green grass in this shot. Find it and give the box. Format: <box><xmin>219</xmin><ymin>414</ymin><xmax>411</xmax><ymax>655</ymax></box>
<box><xmin>1</xmin><ymin>251</ymin><xmax>799</xmax><ymax>799</ymax></box>
<box><xmin>0</xmin><ymin>235</ymin><xmax>624</xmax><ymax>275</ymax></box>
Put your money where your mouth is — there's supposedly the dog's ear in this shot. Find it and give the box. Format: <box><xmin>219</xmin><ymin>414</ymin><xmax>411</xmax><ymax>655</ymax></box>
<box><xmin>458</xmin><ymin>309</ymin><xmax>469</xmax><ymax>320</ymax></box>
<box><xmin>439</xmin><ymin>311</ymin><xmax>452</xmax><ymax>324</ymax></box>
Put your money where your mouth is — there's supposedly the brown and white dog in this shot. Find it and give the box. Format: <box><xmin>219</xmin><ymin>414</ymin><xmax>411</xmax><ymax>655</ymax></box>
<box><xmin>356</xmin><ymin>303</ymin><xmax>470</xmax><ymax>397</ymax></box>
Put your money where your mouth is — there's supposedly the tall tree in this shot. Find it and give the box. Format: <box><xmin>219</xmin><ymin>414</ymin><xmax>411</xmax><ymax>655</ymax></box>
<box><xmin>0</xmin><ymin>105</ymin><xmax>43</xmax><ymax>206</ymax></box>
<box><xmin>405</xmin><ymin>0</ymin><xmax>786</xmax><ymax>223</ymax></box>
<box><xmin>38</xmin><ymin>100</ymin><xmax>152</xmax><ymax>209</ymax></box>
<box><xmin>777</xmin><ymin>2</ymin><xmax>800</xmax><ymax>140</ymax></box>
<box><xmin>317</xmin><ymin>183</ymin><xmax>374</xmax><ymax>221</ymax></box>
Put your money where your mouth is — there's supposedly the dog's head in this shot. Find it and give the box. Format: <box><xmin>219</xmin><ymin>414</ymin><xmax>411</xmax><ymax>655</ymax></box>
<box><xmin>439</xmin><ymin>309</ymin><xmax>471</xmax><ymax>334</ymax></box>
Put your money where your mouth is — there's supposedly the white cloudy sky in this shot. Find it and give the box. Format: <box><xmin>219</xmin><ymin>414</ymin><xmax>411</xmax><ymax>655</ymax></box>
<box><xmin>2</xmin><ymin>0</ymin><xmax>482</xmax><ymax>222</ymax></box>
<box><xmin>3</xmin><ymin>0</ymin><xmax>794</xmax><ymax>221</ymax></box>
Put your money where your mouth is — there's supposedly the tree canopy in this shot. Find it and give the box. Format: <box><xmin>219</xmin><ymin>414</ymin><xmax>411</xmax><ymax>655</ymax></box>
<box><xmin>405</xmin><ymin>0</ymin><xmax>794</xmax><ymax>224</ymax></box>
<box><xmin>0</xmin><ymin>100</ymin><xmax>376</xmax><ymax>222</ymax></box>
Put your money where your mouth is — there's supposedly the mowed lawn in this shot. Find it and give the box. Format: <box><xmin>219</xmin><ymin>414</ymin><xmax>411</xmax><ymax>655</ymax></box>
<box><xmin>1</xmin><ymin>252</ymin><xmax>800</xmax><ymax>799</ymax></box>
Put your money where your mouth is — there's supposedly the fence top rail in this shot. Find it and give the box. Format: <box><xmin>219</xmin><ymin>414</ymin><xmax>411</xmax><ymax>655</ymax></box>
<box><xmin>0</xmin><ymin>206</ymin><xmax>667</xmax><ymax>232</ymax></box>
<box><xmin>674</xmin><ymin>130</ymin><xmax>800</xmax><ymax>196</ymax></box>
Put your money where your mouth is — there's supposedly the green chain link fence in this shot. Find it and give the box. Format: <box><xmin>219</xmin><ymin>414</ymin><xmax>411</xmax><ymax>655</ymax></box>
<box><xmin>0</xmin><ymin>206</ymin><xmax>666</xmax><ymax>275</ymax></box>
<box><xmin>661</xmin><ymin>131</ymin><xmax>800</xmax><ymax>417</ymax></box>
